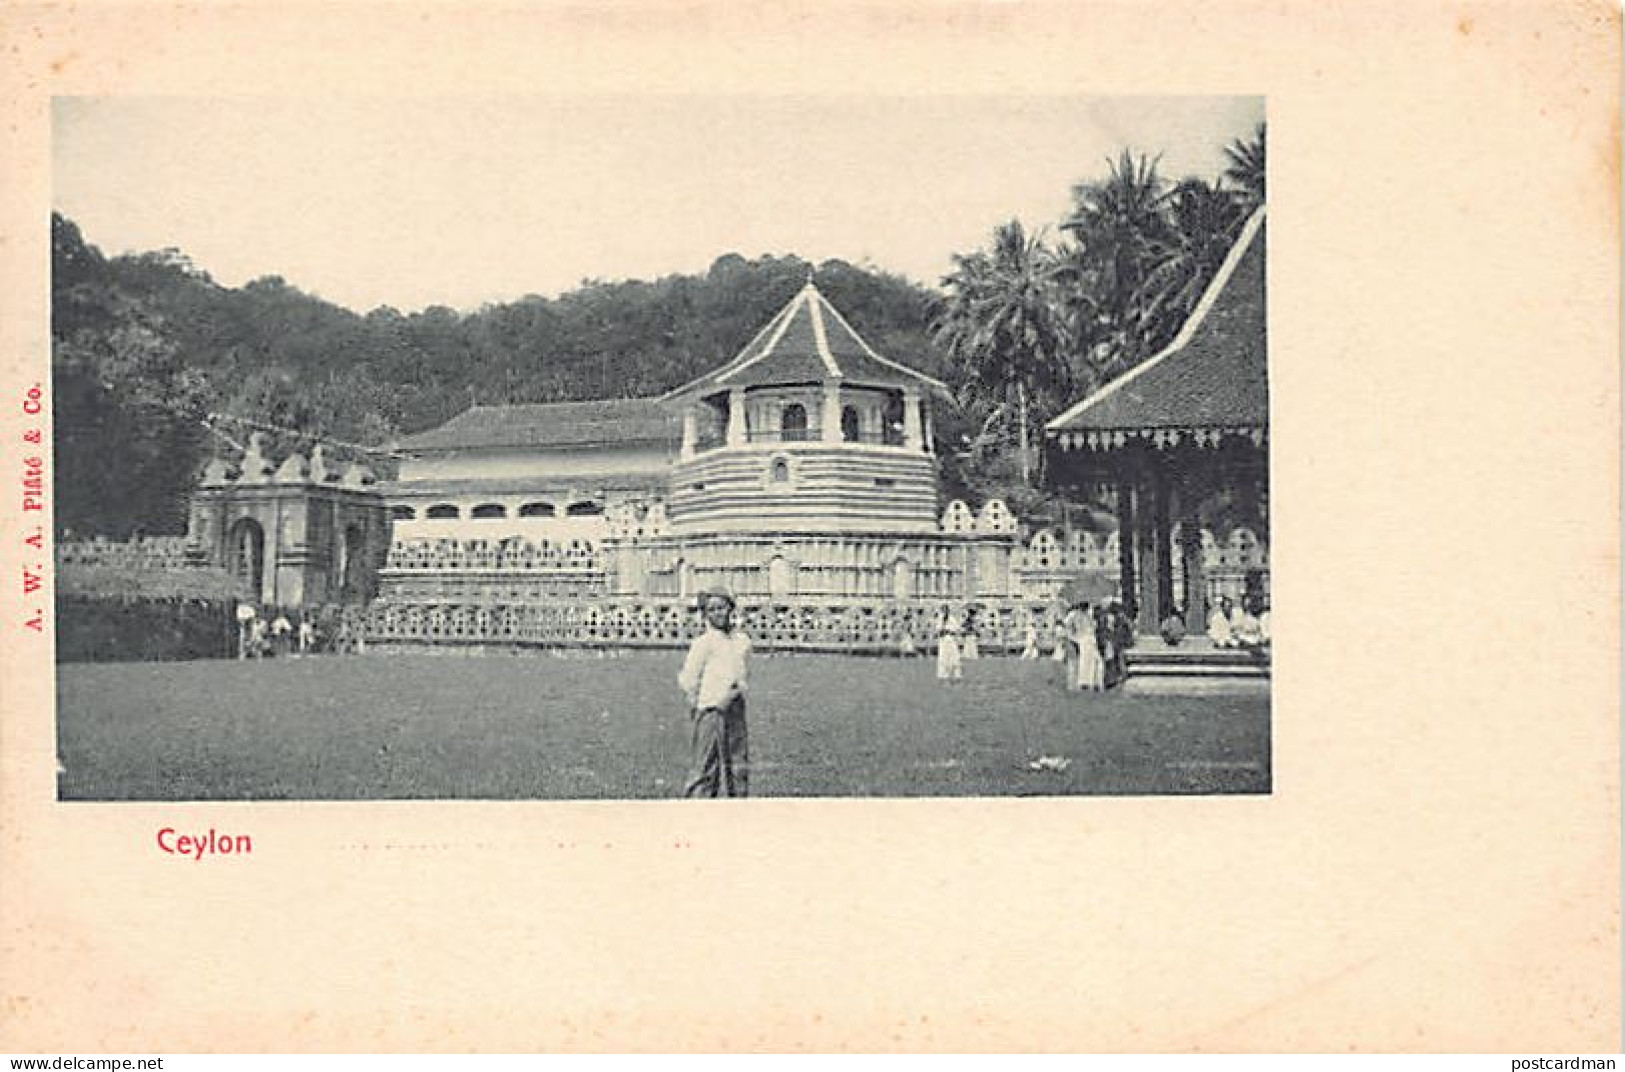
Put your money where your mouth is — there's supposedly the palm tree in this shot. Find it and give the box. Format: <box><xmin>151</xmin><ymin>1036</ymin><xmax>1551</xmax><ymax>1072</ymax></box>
<box><xmin>1060</xmin><ymin>150</ymin><xmax>1172</xmax><ymax>373</ymax></box>
<box><xmin>1044</xmin><ymin>238</ymin><xmax>1119</xmax><ymax>396</ymax></box>
<box><xmin>935</xmin><ymin>220</ymin><xmax>1072</xmax><ymax>486</ymax></box>
<box><xmin>1224</xmin><ymin>122</ymin><xmax>1266</xmax><ymax>211</ymax></box>
<box><xmin>1134</xmin><ymin>177</ymin><xmax>1246</xmax><ymax>350</ymax></box>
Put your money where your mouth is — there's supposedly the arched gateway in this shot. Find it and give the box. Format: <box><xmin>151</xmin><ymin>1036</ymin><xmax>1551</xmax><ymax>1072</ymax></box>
<box><xmin>189</xmin><ymin>437</ymin><xmax>390</xmax><ymax>609</ymax></box>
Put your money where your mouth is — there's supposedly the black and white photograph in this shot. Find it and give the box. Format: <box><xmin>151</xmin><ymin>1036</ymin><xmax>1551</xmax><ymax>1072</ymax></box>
<box><xmin>51</xmin><ymin>95</ymin><xmax>1270</xmax><ymax>801</ymax></box>
<box><xmin>3</xmin><ymin>0</ymin><xmax>1619</xmax><ymax>1057</ymax></box>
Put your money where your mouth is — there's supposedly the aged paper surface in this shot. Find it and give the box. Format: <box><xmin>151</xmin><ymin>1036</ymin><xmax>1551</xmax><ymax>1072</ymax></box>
<box><xmin>0</xmin><ymin>0</ymin><xmax>1618</xmax><ymax>1053</ymax></box>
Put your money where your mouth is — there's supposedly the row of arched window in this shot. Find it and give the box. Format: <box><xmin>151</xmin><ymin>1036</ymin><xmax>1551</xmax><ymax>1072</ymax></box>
<box><xmin>390</xmin><ymin>501</ymin><xmax>606</xmax><ymax>521</ymax></box>
<box><xmin>750</xmin><ymin>403</ymin><xmax>902</xmax><ymax>445</ymax></box>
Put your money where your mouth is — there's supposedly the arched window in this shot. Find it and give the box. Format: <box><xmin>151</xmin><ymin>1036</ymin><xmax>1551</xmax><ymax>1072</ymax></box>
<box><xmin>566</xmin><ymin>501</ymin><xmax>604</xmax><ymax>517</ymax></box>
<box><xmin>389</xmin><ymin>505</ymin><xmax>416</xmax><ymax>521</ymax></box>
<box><xmin>781</xmin><ymin>403</ymin><xmax>808</xmax><ymax>442</ymax></box>
<box><xmin>228</xmin><ymin>518</ymin><xmax>265</xmax><ymax>597</ymax></box>
<box><xmin>426</xmin><ymin>504</ymin><xmax>459</xmax><ymax>519</ymax></box>
<box><xmin>841</xmin><ymin>405</ymin><xmax>860</xmax><ymax>442</ymax></box>
<box><xmin>471</xmin><ymin>504</ymin><xmax>507</xmax><ymax>519</ymax></box>
<box><xmin>771</xmin><ymin>459</ymin><xmax>790</xmax><ymax>483</ymax></box>
<box><xmin>518</xmin><ymin>502</ymin><xmax>555</xmax><ymax>517</ymax></box>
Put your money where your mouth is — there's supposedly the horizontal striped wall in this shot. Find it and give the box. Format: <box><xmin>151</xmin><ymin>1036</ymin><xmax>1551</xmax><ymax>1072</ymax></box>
<box><xmin>668</xmin><ymin>446</ymin><xmax>939</xmax><ymax>534</ymax></box>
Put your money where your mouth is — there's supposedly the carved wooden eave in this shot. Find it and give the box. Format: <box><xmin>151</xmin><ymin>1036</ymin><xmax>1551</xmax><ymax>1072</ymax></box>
<box><xmin>1053</xmin><ymin>426</ymin><xmax>1269</xmax><ymax>453</ymax></box>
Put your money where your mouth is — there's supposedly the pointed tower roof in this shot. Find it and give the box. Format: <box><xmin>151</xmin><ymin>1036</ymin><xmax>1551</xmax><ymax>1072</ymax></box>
<box><xmin>661</xmin><ymin>279</ymin><xmax>948</xmax><ymax>401</ymax></box>
<box><xmin>1048</xmin><ymin>208</ymin><xmax>1266</xmax><ymax>440</ymax></box>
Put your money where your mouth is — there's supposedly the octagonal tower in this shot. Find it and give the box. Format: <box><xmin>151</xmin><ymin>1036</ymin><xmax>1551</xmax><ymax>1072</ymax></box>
<box><xmin>660</xmin><ymin>277</ymin><xmax>948</xmax><ymax>535</ymax></box>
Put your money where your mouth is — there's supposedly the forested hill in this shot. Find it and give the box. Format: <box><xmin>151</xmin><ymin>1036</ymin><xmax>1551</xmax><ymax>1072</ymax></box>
<box><xmin>53</xmin><ymin>130</ymin><xmax>1263</xmax><ymax>538</ymax></box>
<box><xmin>50</xmin><ymin>213</ymin><xmax>946</xmax><ymax>536</ymax></box>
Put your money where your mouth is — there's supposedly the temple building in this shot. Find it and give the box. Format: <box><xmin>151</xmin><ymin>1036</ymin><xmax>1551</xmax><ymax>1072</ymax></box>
<box><xmin>170</xmin><ymin>236</ymin><xmax>1267</xmax><ymax>665</ymax></box>
<box><xmin>356</xmin><ymin>279</ymin><xmax>1041</xmax><ymax>650</ymax></box>
<box><xmin>382</xmin><ymin>398</ymin><xmax>678</xmax><ymax>544</ymax></box>
<box><xmin>1046</xmin><ymin>207</ymin><xmax>1269</xmax><ymax>635</ymax></box>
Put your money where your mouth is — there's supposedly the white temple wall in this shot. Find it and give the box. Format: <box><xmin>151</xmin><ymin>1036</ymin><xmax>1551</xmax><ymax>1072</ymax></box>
<box><xmin>399</xmin><ymin>444</ymin><xmax>673</xmax><ymax>483</ymax></box>
<box><xmin>390</xmin><ymin>514</ymin><xmax>609</xmax><ymax>545</ymax></box>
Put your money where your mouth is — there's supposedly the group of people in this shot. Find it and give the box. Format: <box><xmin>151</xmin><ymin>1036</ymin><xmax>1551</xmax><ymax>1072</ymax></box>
<box><xmin>1206</xmin><ymin>594</ymin><xmax>1271</xmax><ymax>650</ymax></box>
<box><xmin>235</xmin><ymin>605</ymin><xmax>364</xmax><ymax>659</ymax></box>
<box><xmin>669</xmin><ymin>587</ymin><xmax>1269</xmax><ymax>800</ymax></box>
<box><xmin>1039</xmin><ymin>599</ymin><xmax>1132</xmax><ymax>692</ymax></box>
<box><xmin>932</xmin><ymin>605</ymin><xmax>983</xmax><ymax>681</ymax></box>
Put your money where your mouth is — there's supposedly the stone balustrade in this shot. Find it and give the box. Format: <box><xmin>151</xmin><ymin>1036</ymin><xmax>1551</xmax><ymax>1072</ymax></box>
<box><xmin>365</xmin><ymin>595</ymin><xmax>1074</xmax><ymax>655</ymax></box>
<box><xmin>384</xmin><ymin>536</ymin><xmax>604</xmax><ymax>573</ymax></box>
<box><xmin>58</xmin><ymin>535</ymin><xmax>206</xmax><ymax>570</ymax></box>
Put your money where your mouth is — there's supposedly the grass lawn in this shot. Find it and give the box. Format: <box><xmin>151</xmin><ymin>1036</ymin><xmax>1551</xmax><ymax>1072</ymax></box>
<box><xmin>56</xmin><ymin>650</ymin><xmax>1271</xmax><ymax>800</ymax></box>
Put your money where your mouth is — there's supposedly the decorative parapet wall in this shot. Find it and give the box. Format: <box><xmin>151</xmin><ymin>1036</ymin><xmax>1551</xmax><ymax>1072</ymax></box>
<box><xmin>365</xmin><ymin>595</ymin><xmax>1068</xmax><ymax>655</ymax></box>
<box><xmin>380</xmin><ymin>536</ymin><xmax>608</xmax><ymax>603</ymax></box>
<box><xmin>366</xmin><ymin>497</ymin><xmax>1270</xmax><ymax>653</ymax></box>
<box><xmin>58</xmin><ymin>535</ymin><xmax>207</xmax><ymax>571</ymax></box>
<box><xmin>57</xmin><ymin>535</ymin><xmax>243</xmax><ymax>602</ymax></box>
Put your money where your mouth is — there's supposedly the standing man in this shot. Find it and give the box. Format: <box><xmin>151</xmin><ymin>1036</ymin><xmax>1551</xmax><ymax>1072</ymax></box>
<box><xmin>678</xmin><ymin>589</ymin><xmax>753</xmax><ymax>798</ymax></box>
<box><xmin>235</xmin><ymin>604</ymin><xmax>257</xmax><ymax>660</ymax></box>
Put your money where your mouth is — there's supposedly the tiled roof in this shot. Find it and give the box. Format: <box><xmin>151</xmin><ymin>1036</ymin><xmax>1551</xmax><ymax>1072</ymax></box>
<box><xmin>663</xmin><ymin>280</ymin><xmax>948</xmax><ymax>399</ymax></box>
<box><xmin>394</xmin><ymin>398</ymin><xmax>679</xmax><ymax>453</ymax></box>
<box><xmin>378</xmin><ymin>473</ymin><xmax>664</xmax><ymax>497</ymax></box>
<box><xmin>1048</xmin><ymin>210</ymin><xmax>1267</xmax><ymax>435</ymax></box>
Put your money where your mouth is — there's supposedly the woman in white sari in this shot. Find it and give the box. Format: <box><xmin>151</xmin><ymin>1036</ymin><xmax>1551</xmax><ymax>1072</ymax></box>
<box><xmin>1074</xmin><ymin>602</ymin><xmax>1106</xmax><ymax>692</ymax></box>
<box><xmin>935</xmin><ymin>606</ymin><xmax>963</xmax><ymax>681</ymax></box>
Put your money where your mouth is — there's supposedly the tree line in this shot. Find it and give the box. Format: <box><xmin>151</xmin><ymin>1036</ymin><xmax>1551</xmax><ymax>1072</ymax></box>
<box><xmin>51</xmin><ymin>123</ymin><xmax>1263</xmax><ymax>538</ymax></box>
<box><xmin>936</xmin><ymin>125</ymin><xmax>1265</xmax><ymax>508</ymax></box>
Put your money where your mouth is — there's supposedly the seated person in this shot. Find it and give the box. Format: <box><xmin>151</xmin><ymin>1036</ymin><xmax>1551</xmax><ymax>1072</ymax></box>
<box><xmin>1207</xmin><ymin>596</ymin><xmax>1237</xmax><ymax>647</ymax></box>
<box><xmin>1232</xmin><ymin>597</ymin><xmax>1265</xmax><ymax>648</ymax></box>
<box><xmin>1159</xmin><ymin>606</ymin><xmax>1187</xmax><ymax>646</ymax></box>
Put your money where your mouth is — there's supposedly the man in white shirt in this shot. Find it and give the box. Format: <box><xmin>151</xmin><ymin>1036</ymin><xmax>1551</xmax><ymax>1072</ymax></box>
<box><xmin>678</xmin><ymin>589</ymin><xmax>753</xmax><ymax>798</ymax></box>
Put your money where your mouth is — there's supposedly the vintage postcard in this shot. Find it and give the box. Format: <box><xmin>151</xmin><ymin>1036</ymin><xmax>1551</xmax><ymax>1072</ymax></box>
<box><xmin>0</xmin><ymin>0</ymin><xmax>1617</xmax><ymax>1053</ymax></box>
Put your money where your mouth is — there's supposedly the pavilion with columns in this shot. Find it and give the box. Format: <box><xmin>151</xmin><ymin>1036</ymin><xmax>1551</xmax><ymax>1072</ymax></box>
<box><xmin>1046</xmin><ymin>208</ymin><xmax>1269</xmax><ymax>637</ymax></box>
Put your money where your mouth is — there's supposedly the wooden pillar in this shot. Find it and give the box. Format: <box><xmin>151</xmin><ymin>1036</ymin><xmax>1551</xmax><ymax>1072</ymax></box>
<box><xmin>1153</xmin><ymin>463</ymin><xmax>1175</xmax><ymax>625</ymax></box>
<box><xmin>1177</xmin><ymin>465</ymin><xmax>1207</xmax><ymax>633</ymax></box>
<box><xmin>1115</xmin><ymin>470</ymin><xmax>1136</xmax><ymax>618</ymax></box>
<box><xmin>1135</xmin><ymin>473</ymin><xmax>1159</xmax><ymax>634</ymax></box>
